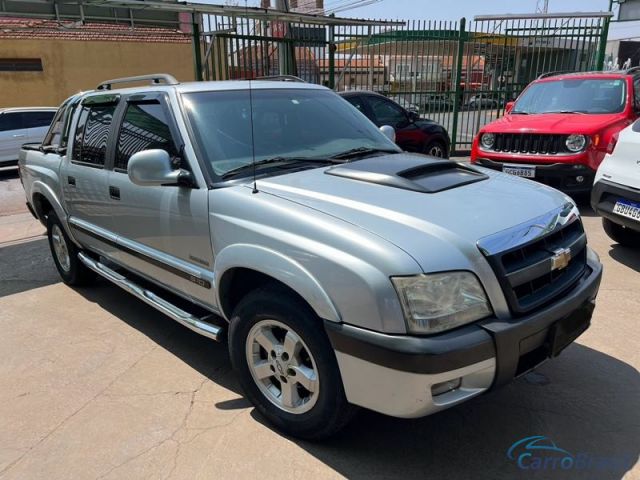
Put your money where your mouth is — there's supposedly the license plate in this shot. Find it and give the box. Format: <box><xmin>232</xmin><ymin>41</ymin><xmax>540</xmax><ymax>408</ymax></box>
<box><xmin>548</xmin><ymin>302</ymin><xmax>594</xmax><ymax>357</ymax></box>
<box><xmin>613</xmin><ymin>199</ymin><xmax>640</xmax><ymax>221</ymax></box>
<box><xmin>503</xmin><ymin>164</ymin><xmax>535</xmax><ymax>178</ymax></box>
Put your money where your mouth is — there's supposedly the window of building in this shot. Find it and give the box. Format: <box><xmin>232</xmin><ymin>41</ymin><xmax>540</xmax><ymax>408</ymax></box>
<box><xmin>115</xmin><ymin>102</ymin><xmax>178</xmax><ymax>172</ymax></box>
<box><xmin>0</xmin><ymin>58</ymin><xmax>43</xmax><ymax>72</ymax></box>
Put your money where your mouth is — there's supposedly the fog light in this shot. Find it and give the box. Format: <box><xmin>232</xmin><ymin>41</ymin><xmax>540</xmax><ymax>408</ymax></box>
<box><xmin>432</xmin><ymin>378</ymin><xmax>462</xmax><ymax>396</ymax></box>
<box><xmin>576</xmin><ymin>175</ymin><xmax>585</xmax><ymax>183</ymax></box>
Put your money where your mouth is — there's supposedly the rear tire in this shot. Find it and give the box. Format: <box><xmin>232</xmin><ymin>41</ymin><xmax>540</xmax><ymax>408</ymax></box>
<box><xmin>228</xmin><ymin>284</ymin><xmax>356</xmax><ymax>440</ymax></box>
<box><xmin>602</xmin><ymin>217</ymin><xmax>640</xmax><ymax>247</ymax></box>
<box><xmin>46</xmin><ymin>212</ymin><xmax>95</xmax><ymax>286</ymax></box>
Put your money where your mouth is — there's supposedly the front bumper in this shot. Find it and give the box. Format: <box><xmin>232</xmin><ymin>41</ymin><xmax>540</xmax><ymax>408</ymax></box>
<box><xmin>591</xmin><ymin>179</ymin><xmax>640</xmax><ymax>233</ymax></box>
<box><xmin>475</xmin><ymin>157</ymin><xmax>596</xmax><ymax>193</ymax></box>
<box><xmin>326</xmin><ymin>249</ymin><xmax>602</xmax><ymax>418</ymax></box>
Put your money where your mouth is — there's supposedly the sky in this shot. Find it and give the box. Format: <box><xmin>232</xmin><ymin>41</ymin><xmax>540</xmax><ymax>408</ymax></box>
<box><xmin>229</xmin><ymin>0</ymin><xmax>640</xmax><ymax>40</ymax></box>
<box><xmin>338</xmin><ymin>0</ymin><xmax>640</xmax><ymax>40</ymax></box>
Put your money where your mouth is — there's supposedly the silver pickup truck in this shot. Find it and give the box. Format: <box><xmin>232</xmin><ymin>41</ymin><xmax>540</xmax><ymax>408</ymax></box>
<box><xmin>20</xmin><ymin>74</ymin><xmax>602</xmax><ymax>439</ymax></box>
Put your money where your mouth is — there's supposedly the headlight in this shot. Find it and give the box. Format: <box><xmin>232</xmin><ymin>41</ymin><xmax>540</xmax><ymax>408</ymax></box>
<box><xmin>391</xmin><ymin>272</ymin><xmax>492</xmax><ymax>334</ymax></box>
<box><xmin>565</xmin><ymin>134</ymin><xmax>586</xmax><ymax>152</ymax></box>
<box><xmin>480</xmin><ymin>133</ymin><xmax>495</xmax><ymax>149</ymax></box>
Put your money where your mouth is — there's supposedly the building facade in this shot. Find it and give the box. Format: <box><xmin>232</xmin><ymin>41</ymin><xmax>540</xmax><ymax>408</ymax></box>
<box><xmin>0</xmin><ymin>17</ymin><xmax>194</xmax><ymax>108</ymax></box>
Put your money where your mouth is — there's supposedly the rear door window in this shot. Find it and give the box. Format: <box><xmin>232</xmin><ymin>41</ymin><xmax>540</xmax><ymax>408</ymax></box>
<box><xmin>0</xmin><ymin>112</ymin><xmax>24</xmax><ymax>132</ymax></box>
<box><xmin>115</xmin><ymin>101</ymin><xmax>178</xmax><ymax>172</ymax></box>
<box><xmin>22</xmin><ymin>111</ymin><xmax>56</xmax><ymax>129</ymax></box>
<box><xmin>72</xmin><ymin>104</ymin><xmax>116</xmax><ymax>167</ymax></box>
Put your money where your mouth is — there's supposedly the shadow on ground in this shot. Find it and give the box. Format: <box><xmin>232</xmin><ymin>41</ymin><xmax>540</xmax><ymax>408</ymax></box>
<box><xmin>0</xmin><ymin>237</ymin><xmax>59</xmax><ymax>297</ymax></box>
<box><xmin>609</xmin><ymin>244</ymin><xmax>640</xmax><ymax>273</ymax></box>
<box><xmin>73</xmin><ymin>280</ymin><xmax>639</xmax><ymax>480</ymax></box>
<box><xmin>0</xmin><ymin>167</ymin><xmax>19</xmax><ymax>181</ymax></box>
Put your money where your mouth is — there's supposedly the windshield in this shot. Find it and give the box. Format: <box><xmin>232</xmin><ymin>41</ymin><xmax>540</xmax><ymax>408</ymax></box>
<box><xmin>513</xmin><ymin>78</ymin><xmax>627</xmax><ymax>114</ymax></box>
<box><xmin>183</xmin><ymin>88</ymin><xmax>400</xmax><ymax>178</ymax></box>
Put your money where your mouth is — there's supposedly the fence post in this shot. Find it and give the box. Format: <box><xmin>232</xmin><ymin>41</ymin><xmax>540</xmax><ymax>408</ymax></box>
<box><xmin>328</xmin><ymin>24</ymin><xmax>335</xmax><ymax>89</ymax></box>
<box><xmin>595</xmin><ymin>15</ymin><xmax>610</xmax><ymax>70</ymax></box>
<box><xmin>450</xmin><ymin>17</ymin><xmax>466</xmax><ymax>153</ymax></box>
<box><xmin>192</xmin><ymin>13</ymin><xmax>203</xmax><ymax>81</ymax></box>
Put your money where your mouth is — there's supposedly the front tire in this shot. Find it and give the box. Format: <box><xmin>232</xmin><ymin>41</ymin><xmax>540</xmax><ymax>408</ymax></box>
<box><xmin>228</xmin><ymin>284</ymin><xmax>355</xmax><ymax>440</ymax></box>
<box><xmin>46</xmin><ymin>212</ymin><xmax>95</xmax><ymax>286</ymax></box>
<box><xmin>602</xmin><ymin>217</ymin><xmax>640</xmax><ymax>247</ymax></box>
<box><xmin>424</xmin><ymin>139</ymin><xmax>448</xmax><ymax>158</ymax></box>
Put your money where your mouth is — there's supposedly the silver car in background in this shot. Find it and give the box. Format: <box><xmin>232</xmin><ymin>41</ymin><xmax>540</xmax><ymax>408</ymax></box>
<box><xmin>0</xmin><ymin>107</ymin><xmax>56</xmax><ymax>167</ymax></box>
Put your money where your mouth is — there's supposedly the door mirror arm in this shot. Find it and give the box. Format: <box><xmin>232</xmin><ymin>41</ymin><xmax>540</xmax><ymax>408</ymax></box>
<box><xmin>176</xmin><ymin>169</ymin><xmax>196</xmax><ymax>188</ymax></box>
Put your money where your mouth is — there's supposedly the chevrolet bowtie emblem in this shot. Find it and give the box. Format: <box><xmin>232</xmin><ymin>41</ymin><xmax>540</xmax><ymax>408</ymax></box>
<box><xmin>551</xmin><ymin>248</ymin><xmax>572</xmax><ymax>271</ymax></box>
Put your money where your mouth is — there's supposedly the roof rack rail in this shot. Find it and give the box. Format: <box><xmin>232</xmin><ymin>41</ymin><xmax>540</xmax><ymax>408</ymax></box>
<box><xmin>625</xmin><ymin>66</ymin><xmax>640</xmax><ymax>75</ymax></box>
<box><xmin>537</xmin><ymin>70</ymin><xmax>575</xmax><ymax>80</ymax></box>
<box><xmin>254</xmin><ymin>75</ymin><xmax>306</xmax><ymax>83</ymax></box>
<box><xmin>96</xmin><ymin>73</ymin><xmax>179</xmax><ymax>91</ymax></box>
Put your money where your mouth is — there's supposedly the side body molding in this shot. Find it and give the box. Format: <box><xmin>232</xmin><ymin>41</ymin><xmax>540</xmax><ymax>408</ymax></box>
<box><xmin>214</xmin><ymin>244</ymin><xmax>341</xmax><ymax>323</ymax></box>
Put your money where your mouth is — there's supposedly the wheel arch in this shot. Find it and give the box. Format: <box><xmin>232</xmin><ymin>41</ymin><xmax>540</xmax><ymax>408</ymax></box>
<box><xmin>214</xmin><ymin>244</ymin><xmax>341</xmax><ymax>324</ymax></box>
<box><xmin>30</xmin><ymin>181</ymin><xmax>79</xmax><ymax>240</ymax></box>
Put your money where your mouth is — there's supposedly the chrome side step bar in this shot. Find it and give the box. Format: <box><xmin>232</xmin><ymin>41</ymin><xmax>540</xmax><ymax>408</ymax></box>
<box><xmin>78</xmin><ymin>253</ymin><xmax>224</xmax><ymax>342</ymax></box>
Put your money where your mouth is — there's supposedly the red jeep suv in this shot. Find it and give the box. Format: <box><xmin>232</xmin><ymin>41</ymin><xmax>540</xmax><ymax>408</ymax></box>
<box><xmin>471</xmin><ymin>70</ymin><xmax>640</xmax><ymax>193</ymax></box>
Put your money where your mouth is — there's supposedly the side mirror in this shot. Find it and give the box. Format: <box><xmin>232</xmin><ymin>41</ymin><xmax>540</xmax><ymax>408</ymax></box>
<box><xmin>505</xmin><ymin>101</ymin><xmax>515</xmax><ymax>114</ymax></box>
<box><xmin>128</xmin><ymin>149</ymin><xmax>193</xmax><ymax>187</ymax></box>
<box><xmin>380</xmin><ymin>125</ymin><xmax>396</xmax><ymax>143</ymax></box>
<box><xmin>408</xmin><ymin>110</ymin><xmax>420</xmax><ymax>122</ymax></box>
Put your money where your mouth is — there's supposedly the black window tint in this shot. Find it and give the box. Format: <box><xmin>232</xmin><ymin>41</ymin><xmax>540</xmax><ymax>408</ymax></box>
<box><xmin>0</xmin><ymin>112</ymin><xmax>23</xmax><ymax>132</ymax></box>
<box><xmin>345</xmin><ymin>96</ymin><xmax>367</xmax><ymax>113</ymax></box>
<box><xmin>80</xmin><ymin>105</ymin><xmax>116</xmax><ymax>166</ymax></box>
<box><xmin>115</xmin><ymin>102</ymin><xmax>178</xmax><ymax>171</ymax></box>
<box><xmin>22</xmin><ymin>111</ymin><xmax>56</xmax><ymax>129</ymax></box>
<box><xmin>367</xmin><ymin>96</ymin><xmax>407</xmax><ymax>128</ymax></box>
<box><xmin>634</xmin><ymin>78</ymin><xmax>640</xmax><ymax>109</ymax></box>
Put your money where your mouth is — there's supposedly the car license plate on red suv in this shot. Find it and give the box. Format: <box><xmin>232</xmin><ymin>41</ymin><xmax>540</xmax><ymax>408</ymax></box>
<box><xmin>502</xmin><ymin>164</ymin><xmax>535</xmax><ymax>178</ymax></box>
<box><xmin>613</xmin><ymin>199</ymin><xmax>640</xmax><ymax>221</ymax></box>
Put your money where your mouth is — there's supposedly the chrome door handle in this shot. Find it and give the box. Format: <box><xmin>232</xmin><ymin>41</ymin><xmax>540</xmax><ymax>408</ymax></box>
<box><xmin>12</xmin><ymin>134</ymin><xmax>26</xmax><ymax>138</ymax></box>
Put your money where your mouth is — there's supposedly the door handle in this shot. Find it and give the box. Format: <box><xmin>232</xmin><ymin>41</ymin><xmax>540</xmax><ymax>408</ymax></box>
<box><xmin>12</xmin><ymin>134</ymin><xmax>26</xmax><ymax>138</ymax></box>
<box><xmin>67</xmin><ymin>176</ymin><xmax>76</xmax><ymax>186</ymax></box>
<box><xmin>109</xmin><ymin>185</ymin><xmax>120</xmax><ymax>200</ymax></box>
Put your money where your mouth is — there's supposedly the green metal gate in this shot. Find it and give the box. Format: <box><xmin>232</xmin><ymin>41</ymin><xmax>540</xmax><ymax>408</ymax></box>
<box><xmin>198</xmin><ymin>11</ymin><xmax>611</xmax><ymax>152</ymax></box>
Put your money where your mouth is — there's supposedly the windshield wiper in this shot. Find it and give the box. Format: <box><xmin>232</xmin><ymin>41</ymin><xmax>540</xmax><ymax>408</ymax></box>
<box><xmin>330</xmin><ymin>147</ymin><xmax>399</xmax><ymax>160</ymax></box>
<box><xmin>510</xmin><ymin>110</ymin><xmax>529</xmax><ymax>115</ymax></box>
<box><xmin>542</xmin><ymin>110</ymin><xmax>587</xmax><ymax>115</ymax></box>
<box><xmin>221</xmin><ymin>156</ymin><xmax>338</xmax><ymax>179</ymax></box>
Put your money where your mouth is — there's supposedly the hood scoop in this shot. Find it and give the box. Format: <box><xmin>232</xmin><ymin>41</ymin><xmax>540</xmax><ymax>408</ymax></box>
<box><xmin>325</xmin><ymin>154</ymin><xmax>488</xmax><ymax>193</ymax></box>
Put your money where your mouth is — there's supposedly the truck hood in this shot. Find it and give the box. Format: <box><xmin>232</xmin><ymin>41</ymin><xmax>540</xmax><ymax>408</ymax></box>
<box><xmin>483</xmin><ymin>112</ymin><xmax>622</xmax><ymax>135</ymax></box>
<box><xmin>257</xmin><ymin>153</ymin><xmax>571</xmax><ymax>273</ymax></box>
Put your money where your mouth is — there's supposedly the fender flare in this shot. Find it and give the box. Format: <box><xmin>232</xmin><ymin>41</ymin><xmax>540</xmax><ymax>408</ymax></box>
<box><xmin>214</xmin><ymin>244</ymin><xmax>341</xmax><ymax>323</ymax></box>
<box><xmin>30</xmin><ymin>180</ymin><xmax>79</xmax><ymax>246</ymax></box>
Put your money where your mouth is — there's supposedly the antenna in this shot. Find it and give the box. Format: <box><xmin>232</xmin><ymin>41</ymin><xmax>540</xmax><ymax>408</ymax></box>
<box><xmin>246</xmin><ymin>0</ymin><xmax>259</xmax><ymax>194</ymax></box>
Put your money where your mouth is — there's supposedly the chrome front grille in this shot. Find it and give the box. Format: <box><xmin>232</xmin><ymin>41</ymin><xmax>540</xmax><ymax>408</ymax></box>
<box><xmin>492</xmin><ymin>133</ymin><xmax>569</xmax><ymax>155</ymax></box>
<box><xmin>478</xmin><ymin>204</ymin><xmax>588</xmax><ymax>316</ymax></box>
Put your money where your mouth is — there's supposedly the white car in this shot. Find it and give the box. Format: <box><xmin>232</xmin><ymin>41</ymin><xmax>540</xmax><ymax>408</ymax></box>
<box><xmin>592</xmin><ymin>120</ymin><xmax>640</xmax><ymax>246</ymax></box>
<box><xmin>0</xmin><ymin>107</ymin><xmax>57</xmax><ymax>167</ymax></box>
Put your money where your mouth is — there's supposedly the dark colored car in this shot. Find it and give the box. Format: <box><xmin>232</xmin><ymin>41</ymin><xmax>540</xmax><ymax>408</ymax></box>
<box><xmin>340</xmin><ymin>91</ymin><xmax>451</xmax><ymax>158</ymax></box>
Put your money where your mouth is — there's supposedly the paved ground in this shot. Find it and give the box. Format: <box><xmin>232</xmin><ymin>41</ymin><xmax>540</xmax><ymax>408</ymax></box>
<box><xmin>0</xmin><ymin>167</ymin><xmax>638</xmax><ymax>479</ymax></box>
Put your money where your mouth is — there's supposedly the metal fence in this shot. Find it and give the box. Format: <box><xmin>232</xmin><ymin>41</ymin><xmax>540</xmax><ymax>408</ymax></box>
<box><xmin>198</xmin><ymin>12</ymin><xmax>611</xmax><ymax>152</ymax></box>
